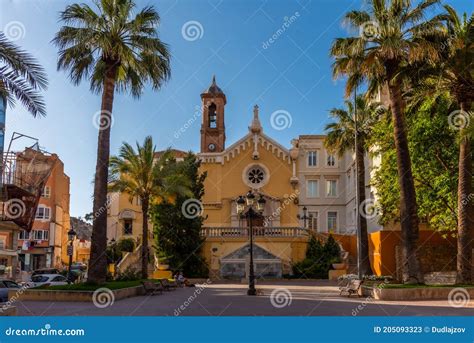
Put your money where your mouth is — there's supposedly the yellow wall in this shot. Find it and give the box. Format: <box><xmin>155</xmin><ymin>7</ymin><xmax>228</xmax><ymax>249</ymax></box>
<box><xmin>200</xmin><ymin>138</ymin><xmax>298</xmax><ymax>227</ymax></box>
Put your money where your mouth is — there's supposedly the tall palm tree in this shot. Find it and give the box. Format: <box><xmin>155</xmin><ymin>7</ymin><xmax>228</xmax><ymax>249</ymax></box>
<box><xmin>325</xmin><ymin>95</ymin><xmax>381</xmax><ymax>277</ymax></box>
<box><xmin>330</xmin><ymin>0</ymin><xmax>444</xmax><ymax>284</ymax></box>
<box><xmin>109</xmin><ymin>136</ymin><xmax>191</xmax><ymax>279</ymax></box>
<box><xmin>53</xmin><ymin>0</ymin><xmax>171</xmax><ymax>283</ymax></box>
<box><xmin>409</xmin><ymin>6</ymin><xmax>473</xmax><ymax>283</ymax></box>
<box><xmin>0</xmin><ymin>32</ymin><xmax>47</xmax><ymax>117</ymax></box>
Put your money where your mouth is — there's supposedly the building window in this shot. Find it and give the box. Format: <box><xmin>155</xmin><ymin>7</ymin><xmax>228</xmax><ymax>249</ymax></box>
<box><xmin>135</xmin><ymin>197</ymin><xmax>142</xmax><ymax>207</ymax></box>
<box><xmin>35</xmin><ymin>206</ymin><xmax>51</xmax><ymax>220</ymax></box>
<box><xmin>208</xmin><ymin>103</ymin><xmax>217</xmax><ymax>128</ymax></box>
<box><xmin>41</xmin><ymin>186</ymin><xmax>51</xmax><ymax>198</ymax></box>
<box><xmin>307</xmin><ymin>151</ymin><xmax>318</xmax><ymax>167</ymax></box>
<box><xmin>31</xmin><ymin>230</ymin><xmax>49</xmax><ymax>241</ymax></box>
<box><xmin>326</xmin><ymin>180</ymin><xmax>337</xmax><ymax>197</ymax></box>
<box><xmin>307</xmin><ymin>180</ymin><xmax>319</xmax><ymax>198</ymax></box>
<box><xmin>18</xmin><ymin>230</ymin><xmax>30</xmax><ymax>240</ymax></box>
<box><xmin>123</xmin><ymin>219</ymin><xmax>133</xmax><ymax>235</ymax></box>
<box><xmin>0</xmin><ymin>237</ymin><xmax>5</xmax><ymax>249</ymax></box>
<box><xmin>308</xmin><ymin>212</ymin><xmax>318</xmax><ymax>231</ymax></box>
<box><xmin>327</xmin><ymin>154</ymin><xmax>336</xmax><ymax>167</ymax></box>
<box><xmin>327</xmin><ymin>212</ymin><xmax>338</xmax><ymax>232</ymax></box>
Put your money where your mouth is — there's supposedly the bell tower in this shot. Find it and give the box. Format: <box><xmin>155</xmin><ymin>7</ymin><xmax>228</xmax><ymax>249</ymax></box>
<box><xmin>200</xmin><ymin>75</ymin><xmax>226</xmax><ymax>153</ymax></box>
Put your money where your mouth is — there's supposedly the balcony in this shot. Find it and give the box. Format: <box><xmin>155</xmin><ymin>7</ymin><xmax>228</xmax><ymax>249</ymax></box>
<box><xmin>200</xmin><ymin>226</ymin><xmax>309</xmax><ymax>238</ymax></box>
<box><xmin>1</xmin><ymin>148</ymin><xmax>55</xmax><ymax>231</ymax></box>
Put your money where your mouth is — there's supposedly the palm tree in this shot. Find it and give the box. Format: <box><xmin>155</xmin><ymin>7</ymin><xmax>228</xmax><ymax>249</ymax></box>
<box><xmin>325</xmin><ymin>95</ymin><xmax>381</xmax><ymax>277</ymax></box>
<box><xmin>409</xmin><ymin>6</ymin><xmax>473</xmax><ymax>283</ymax></box>
<box><xmin>53</xmin><ymin>0</ymin><xmax>171</xmax><ymax>283</ymax></box>
<box><xmin>330</xmin><ymin>0</ymin><xmax>444</xmax><ymax>284</ymax></box>
<box><xmin>109</xmin><ymin>136</ymin><xmax>191</xmax><ymax>279</ymax></box>
<box><xmin>0</xmin><ymin>32</ymin><xmax>47</xmax><ymax>117</ymax></box>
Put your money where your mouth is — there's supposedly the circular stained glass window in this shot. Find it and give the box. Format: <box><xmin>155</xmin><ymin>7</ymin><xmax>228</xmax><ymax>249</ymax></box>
<box><xmin>248</xmin><ymin>167</ymin><xmax>265</xmax><ymax>184</ymax></box>
<box><xmin>243</xmin><ymin>164</ymin><xmax>269</xmax><ymax>188</ymax></box>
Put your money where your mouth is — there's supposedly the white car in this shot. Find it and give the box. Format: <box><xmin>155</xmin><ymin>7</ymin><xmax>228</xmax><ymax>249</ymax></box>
<box><xmin>29</xmin><ymin>274</ymin><xmax>70</xmax><ymax>288</ymax></box>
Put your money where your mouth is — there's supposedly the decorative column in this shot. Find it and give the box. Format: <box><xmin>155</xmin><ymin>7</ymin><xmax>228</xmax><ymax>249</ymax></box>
<box><xmin>289</xmin><ymin>139</ymin><xmax>299</xmax><ymax>188</ymax></box>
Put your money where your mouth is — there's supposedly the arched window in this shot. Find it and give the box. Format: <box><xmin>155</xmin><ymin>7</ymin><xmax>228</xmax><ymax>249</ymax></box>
<box><xmin>208</xmin><ymin>103</ymin><xmax>217</xmax><ymax>128</ymax></box>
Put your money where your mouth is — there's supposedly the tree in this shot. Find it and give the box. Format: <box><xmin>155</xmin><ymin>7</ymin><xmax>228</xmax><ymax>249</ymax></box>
<box><xmin>409</xmin><ymin>6</ymin><xmax>473</xmax><ymax>284</ymax></box>
<box><xmin>109</xmin><ymin>137</ymin><xmax>190</xmax><ymax>279</ymax></box>
<box><xmin>53</xmin><ymin>0</ymin><xmax>171</xmax><ymax>283</ymax></box>
<box><xmin>152</xmin><ymin>153</ymin><xmax>209</xmax><ymax>278</ymax></box>
<box><xmin>330</xmin><ymin>0</ymin><xmax>444</xmax><ymax>284</ymax></box>
<box><xmin>324</xmin><ymin>95</ymin><xmax>380</xmax><ymax>276</ymax></box>
<box><xmin>0</xmin><ymin>32</ymin><xmax>47</xmax><ymax>116</ymax></box>
<box><xmin>370</xmin><ymin>95</ymin><xmax>459</xmax><ymax>234</ymax></box>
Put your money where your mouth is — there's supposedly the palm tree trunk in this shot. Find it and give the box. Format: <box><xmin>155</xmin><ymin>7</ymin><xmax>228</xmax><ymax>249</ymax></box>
<box><xmin>387</xmin><ymin>78</ymin><xmax>423</xmax><ymax>284</ymax></box>
<box><xmin>456</xmin><ymin>101</ymin><xmax>473</xmax><ymax>284</ymax></box>
<box><xmin>356</xmin><ymin>141</ymin><xmax>373</xmax><ymax>276</ymax></box>
<box><xmin>88</xmin><ymin>63</ymin><xmax>117</xmax><ymax>284</ymax></box>
<box><xmin>141</xmin><ymin>197</ymin><xmax>149</xmax><ymax>279</ymax></box>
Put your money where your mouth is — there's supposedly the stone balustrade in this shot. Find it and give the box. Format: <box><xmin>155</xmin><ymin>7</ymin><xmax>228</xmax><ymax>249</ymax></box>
<box><xmin>200</xmin><ymin>226</ymin><xmax>309</xmax><ymax>238</ymax></box>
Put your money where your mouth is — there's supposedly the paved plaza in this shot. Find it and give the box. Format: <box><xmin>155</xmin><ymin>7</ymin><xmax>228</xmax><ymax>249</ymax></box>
<box><xmin>15</xmin><ymin>282</ymin><xmax>473</xmax><ymax>316</ymax></box>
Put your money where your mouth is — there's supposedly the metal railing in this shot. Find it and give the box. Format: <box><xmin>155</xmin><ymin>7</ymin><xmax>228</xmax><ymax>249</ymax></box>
<box><xmin>200</xmin><ymin>226</ymin><xmax>309</xmax><ymax>238</ymax></box>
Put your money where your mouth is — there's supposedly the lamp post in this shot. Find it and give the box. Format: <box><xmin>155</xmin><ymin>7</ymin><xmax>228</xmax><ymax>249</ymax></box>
<box><xmin>67</xmin><ymin>228</ymin><xmax>76</xmax><ymax>282</ymax></box>
<box><xmin>297</xmin><ymin>206</ymin><xmax>309</xmax><ymax>228</ymax></box>
<box><xmin>236</xmin><ymin>190</ymin><xmax>266</xmax><ymax>296</ymax></box>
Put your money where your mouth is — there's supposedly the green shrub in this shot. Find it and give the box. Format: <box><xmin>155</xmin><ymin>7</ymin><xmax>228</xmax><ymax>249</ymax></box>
<box><xmin>292</xmin><ymin>235</ymin><xmax>341</xmax><ymax>279</ymax></box>
<box><xmin>115</xmin><ymin>266</ymin><xmax>141</xmax><ymax>281</ymax></box>
<box><xmin>117</xmin><ymin>238</ymin><xmax>135</xmax><ymax>252</ymax></box>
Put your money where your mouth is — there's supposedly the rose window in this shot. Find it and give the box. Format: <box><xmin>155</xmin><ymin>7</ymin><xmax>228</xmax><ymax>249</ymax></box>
<box><xmin>247</xmin><ymin>167</ymin><xmax>265</xmax><ymax>184</ymax></box>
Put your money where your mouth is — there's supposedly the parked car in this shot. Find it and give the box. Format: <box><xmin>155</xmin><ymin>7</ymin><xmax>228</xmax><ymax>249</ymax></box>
<box><xmin>29</xmin><ymin>274</ymin><xmax>70</xmax><ymax>288</ymax></box>
<box><xmin>0</xmin><ymin>280</ymin><xmax>20</xmax><ymax>302</ymax></box>
<box><xmin>31</xmin><ymin>268</ymin><xmax>60</xmax><ymax>276</ymax></box>
<box><xmin>71</xmin><ymin>262</ymin><xmax>87</xmax><ymax>272</ymax></box>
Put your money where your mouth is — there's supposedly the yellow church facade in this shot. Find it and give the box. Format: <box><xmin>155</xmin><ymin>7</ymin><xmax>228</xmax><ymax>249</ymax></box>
<box><xmin>197</xmin><ymin>77</ymin><xmax>308</xmax><ymax>279</ymax></box>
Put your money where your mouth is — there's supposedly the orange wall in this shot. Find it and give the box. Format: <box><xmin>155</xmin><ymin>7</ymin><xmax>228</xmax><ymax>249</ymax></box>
<box><xmin>369</xmin><ymin>230</ymin><xmax>457</xmax><ymax>277</ymax></box>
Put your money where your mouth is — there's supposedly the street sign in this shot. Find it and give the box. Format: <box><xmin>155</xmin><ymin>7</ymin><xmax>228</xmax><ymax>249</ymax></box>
<box><xmin>67</xmin><ymin>245</ymin><xmax>73</xmax><ymax>256</ymax></box>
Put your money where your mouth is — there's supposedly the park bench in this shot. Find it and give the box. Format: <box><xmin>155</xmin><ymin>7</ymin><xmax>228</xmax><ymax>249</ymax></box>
<box><xmin>142</xmin><ymin>281</ymin><xmax>163</xmax><ymax>295</ymax></box>
<box><xmin>339</xmin><ymin>279</ymin><xmax>363</xmax><ymax>297</ymax></box>
<box><xmin>160</xmin><ymin>278</ymin><xmax>178</xmax><ymax>291</ymax></box>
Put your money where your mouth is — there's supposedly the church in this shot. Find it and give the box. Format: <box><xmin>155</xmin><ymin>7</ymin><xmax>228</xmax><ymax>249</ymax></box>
<box><xmin>197</xmin><ymin>76</ymin><xmax>366</xmax><ymax>279</ymax></box>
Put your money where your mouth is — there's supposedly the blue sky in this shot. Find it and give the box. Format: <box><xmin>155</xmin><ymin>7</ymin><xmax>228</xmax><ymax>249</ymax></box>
<box><xmin>1</xmin><ymin>0</ymin><xmax>472</xmax><ymax>216</ymax></box>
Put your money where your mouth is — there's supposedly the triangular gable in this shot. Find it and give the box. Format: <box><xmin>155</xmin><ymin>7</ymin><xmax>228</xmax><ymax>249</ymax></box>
<box><xmin>221</xmin><ymin>244</ymin><xmax>280</xmax><ymax>260</ymax></box>
<box><xmin>199</xmin><ymin>132</ymin><xmax>291</xmax><ymax>164</ymax></box>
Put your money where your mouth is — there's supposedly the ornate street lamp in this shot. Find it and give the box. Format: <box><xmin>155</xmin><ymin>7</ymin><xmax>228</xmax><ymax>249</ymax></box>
<box><xmin>236</xmin><ymin>190</ymin><xmax>266</xmax><ymax>296</ymax></box>
<box><xmin>297</xmin><ymin>206</ymin><xmax>309</xmax><ymax>228</ymax></box>
<box><xmin>67</xmin><ymin>227</ymin><xmax>76</xmax><ymax>282</ymax></box>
